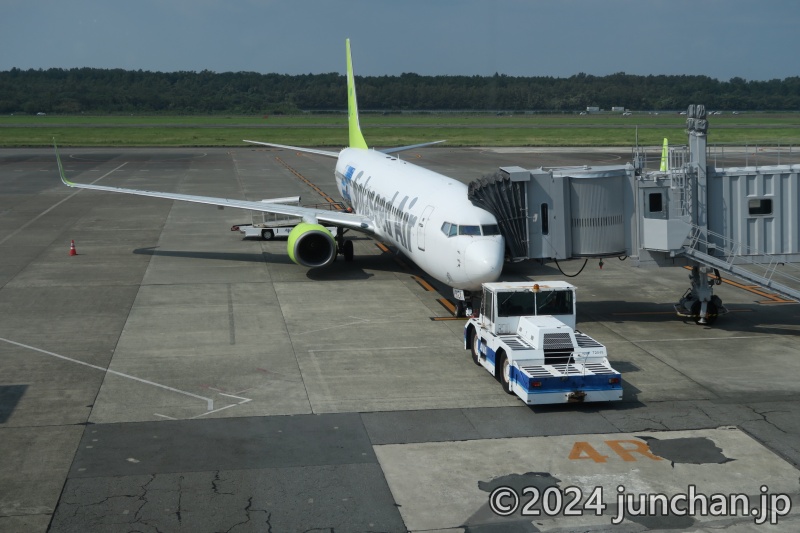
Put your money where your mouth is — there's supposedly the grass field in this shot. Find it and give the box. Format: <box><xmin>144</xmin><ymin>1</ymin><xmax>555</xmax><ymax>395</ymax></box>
<box><xmin>2</xmin><ymin>112</ymin><xmax>800</xmax><ymax>147</ymax></box>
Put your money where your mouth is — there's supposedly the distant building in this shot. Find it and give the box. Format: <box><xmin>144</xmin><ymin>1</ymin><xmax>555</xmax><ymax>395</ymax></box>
<box><xmin>586</xmin><ymin>106</ymin><xmax>600</xmax><ymax>112</ymax></box>
<box><xmin>611</xmin><ymin>106</ymin><xmax>625</xmax><ymax>112</ymax></box>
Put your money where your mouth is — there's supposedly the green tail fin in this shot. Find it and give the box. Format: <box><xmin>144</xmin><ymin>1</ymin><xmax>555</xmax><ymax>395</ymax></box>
<box><xmin>660</xmin><ymin>137</ymin><xmax>669</xmax><ymax>171</ymax></box>
<box><xmin>346</xmin><ymin>39</ymin><xmax>368</xmax><ymax>150</ymax></box>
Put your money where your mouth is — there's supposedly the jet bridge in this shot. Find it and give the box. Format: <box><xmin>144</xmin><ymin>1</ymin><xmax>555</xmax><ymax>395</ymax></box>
<box><xmin>469</xmin><ymin>105</ymin><xmax>800</xmax><ymax>324</ymax></box>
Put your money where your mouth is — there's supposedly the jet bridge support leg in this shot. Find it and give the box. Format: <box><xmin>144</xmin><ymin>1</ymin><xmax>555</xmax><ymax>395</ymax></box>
<box><xmin>674</xmin><ymin>264</ymin><xmax>727</xmax><ymax>325</ymax></box>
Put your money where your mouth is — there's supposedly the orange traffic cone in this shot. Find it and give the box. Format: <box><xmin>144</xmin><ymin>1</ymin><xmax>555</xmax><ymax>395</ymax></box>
<box><xmin>69</xmin><ymin>240</ymin><xmax>77</xmax><ymax>256</ymax></box>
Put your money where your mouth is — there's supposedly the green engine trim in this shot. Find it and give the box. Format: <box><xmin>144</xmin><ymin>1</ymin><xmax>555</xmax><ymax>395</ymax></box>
<box><xmin>287</xmin><ymin>223</ymin><xmax>336</xmax><ymax>267</ymax></box>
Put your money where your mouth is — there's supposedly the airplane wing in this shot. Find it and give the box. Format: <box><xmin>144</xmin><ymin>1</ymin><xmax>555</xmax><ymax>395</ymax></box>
<box><xmin>242</xmin><ymin>140</ymin><xmax>340</xmax><ymax>158</ymax></box>
<box><xmin>243</xmin><ymin>139</ymin><xmax>446</xmax><ymax>156</ymax></box>
<box><xmin>380</xmin><ymin>140</ymin><xmax>446</xmax><ymax>154</ymax></box>
<box><xmin>55</xmin><ymin>145</ymin><xmax>374</xmax><ymax>233</ymax></box>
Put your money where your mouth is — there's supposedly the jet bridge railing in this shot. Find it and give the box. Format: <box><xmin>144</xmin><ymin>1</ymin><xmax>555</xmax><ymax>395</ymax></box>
<box><xmin>684</xmin><ymin>224</ymin><xmax>800</xmax><ymax>301</ymax></box>
<box><xmin>708</xmin><ymin>142</ymin><xmax>800</xmax><ymax>169</ymax></box>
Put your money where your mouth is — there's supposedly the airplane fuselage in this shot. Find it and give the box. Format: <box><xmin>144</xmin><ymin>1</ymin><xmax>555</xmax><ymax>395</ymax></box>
<box><xmin>334</xmin><ymin>148</ymin><xmax>504</xmax><ymax>291</ymax></box>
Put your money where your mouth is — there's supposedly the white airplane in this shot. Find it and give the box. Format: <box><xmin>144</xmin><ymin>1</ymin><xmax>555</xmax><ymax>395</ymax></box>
<box><xmin>56</xmin><ymin>39</ymin><xmax>505</xmax><ymax>315</ymax></box>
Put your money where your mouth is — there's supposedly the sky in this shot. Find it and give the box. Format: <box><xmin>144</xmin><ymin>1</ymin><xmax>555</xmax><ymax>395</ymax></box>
<box><xmin>1</xmin><ymin>0</ymin><xmax>798</xmax><ymax>81</ymax></box>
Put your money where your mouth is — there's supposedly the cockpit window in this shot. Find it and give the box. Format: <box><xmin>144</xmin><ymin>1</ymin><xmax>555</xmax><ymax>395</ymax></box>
<box><xmin>459</xmin><ymin>225</ymin><xmax>481</xmax><ymax>236</ymax></box>
<box><xmin>482</xmin><ymin>224</ymin><xmax>501</xmax><ymax>235</ymax></box>
<box><xmin>441</xmin><ymin>222</ymin><xmax>452</xmax><ymax>236</ymax></box>
<box><xmin>448</xmin><ymin>224</ymin><xmax>458</xmax><ymax>237</ymax></box>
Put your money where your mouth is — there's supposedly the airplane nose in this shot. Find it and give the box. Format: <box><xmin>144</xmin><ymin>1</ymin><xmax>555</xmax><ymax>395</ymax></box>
<box><xmin>465</xmin><ymin>239</ymin><xmax>504</xmax><ymax>285</ymax></box>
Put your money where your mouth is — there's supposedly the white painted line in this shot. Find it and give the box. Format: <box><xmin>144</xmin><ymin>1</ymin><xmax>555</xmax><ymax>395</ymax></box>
<box><xmin>605</xmin><ymin>335</ymin><xmax>766</xmax><ymax>344</ymax></box>
<box><xmin>218</xmin><ymin>392</ymin><xmax>252</xmax><ymax>404</ymax></box>
<box><xmin>0</xmin><ymin>162</ymin><xmax>127</xmax><ymax>246</ymax></box>
<box><xmin>154</xmin><ymin>413</ymin><xmax>177</xmax><ymax>420</ymax></box>
<box><xmin>309</xmin><ymin>345</ymin><xmax>442</xmax><ymax>353</ymax></box>
<box><xmin>0</xmin><ymin>336</ymin><xmax>214</xmax><ymax>410</ymax></box>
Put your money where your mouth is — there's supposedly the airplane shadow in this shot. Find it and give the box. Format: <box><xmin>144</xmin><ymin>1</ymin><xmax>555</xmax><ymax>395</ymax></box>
<box><xmin>578</xmin><ymin>299</ymin><xmax>800</xmax><ymax>337</ymax></box>
<box><xmin>133</xmin><ymin>247</ymin><xmax>272</xmax><ymax>264</ymax></box>
<box><xmin>132</xmin><ymin>245</ymin><xmax>420</xmax><ymax>282</ymax></box>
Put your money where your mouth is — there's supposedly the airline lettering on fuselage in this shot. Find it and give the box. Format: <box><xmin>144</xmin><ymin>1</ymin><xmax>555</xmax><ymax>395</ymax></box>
<box><xmin>337</xmin><ymin>167</ymin><xmax>418</xmax><ymax>253</ymax></box>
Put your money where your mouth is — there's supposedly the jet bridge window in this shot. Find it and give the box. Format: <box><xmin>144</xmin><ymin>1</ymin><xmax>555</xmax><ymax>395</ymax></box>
<box><xmin>648</xmin><ymin>193</ymin><xmax>663</xmax><ymax>213</ymax></box>
<box><xmin>748</xmin><ymin>198</ymin><xmax>772</xmax><ymax>216</ymax></box>
<box><xmin>541</xmin><ymin>204</ymin><xmax>549</xmax><ymax>235</ymax></box>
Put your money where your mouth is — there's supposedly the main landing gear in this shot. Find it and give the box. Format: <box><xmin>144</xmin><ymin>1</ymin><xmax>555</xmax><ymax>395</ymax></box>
<box><xmin>674</xmin><ymin>264</ymin><xmax>728</xmax><ymax>325</ymax></box>
<box><xmin>336</xmin><ymin>227</ymin><xmax>354</xmax><ymax>262</ymax></box>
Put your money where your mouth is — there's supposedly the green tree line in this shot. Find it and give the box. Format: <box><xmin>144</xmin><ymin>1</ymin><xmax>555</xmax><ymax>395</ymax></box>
<box><xmin>1</xmin><ymin>67</ymin><xmax>799</xmax><ymax>114</ymax></box>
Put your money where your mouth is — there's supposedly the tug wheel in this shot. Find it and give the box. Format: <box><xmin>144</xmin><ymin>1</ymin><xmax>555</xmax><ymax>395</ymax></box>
<box><xmin>471</xmin><ymin>331</ymin><xmax>481</xmax><ymax>366</ymax></box>
<box><xmin>498</xmin><ymin>353</ymin><xmax>514</xmax><ymax>395</ymax></box>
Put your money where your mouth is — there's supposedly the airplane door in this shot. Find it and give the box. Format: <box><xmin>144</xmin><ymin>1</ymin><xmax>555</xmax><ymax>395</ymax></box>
<box><xmin>417</xmin><ymin>205</ymin><xmax>435</xmax><ymax>251</ymax></box>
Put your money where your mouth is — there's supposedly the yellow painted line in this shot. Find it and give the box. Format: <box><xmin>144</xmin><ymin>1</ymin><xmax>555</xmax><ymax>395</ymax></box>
<box><xmin>375</xmin><ymin>242</ymin><xmax>390</xmax><ymax>253</ymax></box>
<box><xmin>430</xmin><ymin>316</ymin><xmax>468</xmax><ymax>321</ymax></box>
<box><xmin>612</xmin><ymin>308</ymin><xmax>754</xmax><ymax>316</ymax></box>
<box><xmin>275</xmin><ymin>156</ymin><xmax>339</xmax><ymax>207</ymax></box>
<box><xmin>411</xmin><ymin>275</ymin><xmax>435</xmax><ymax>292</ymax></box>
<box><xmin>394</xmin><ymin>258</ymin><xmax>410</xmax><ymax>270</ymax></box>
<box><xmin>613</xmin><ymin>310</ymin><xmax>696</xmax><ymax>316</ymax></box>
<box><xmin>437</xmin><ymin>298</ymin><xmax>457</xmax><ymax>315</ymax></box>
<box><xmin>682</xmin><ymin>266</ymin><xmax>796</xmax><ymax>303</ymax></box>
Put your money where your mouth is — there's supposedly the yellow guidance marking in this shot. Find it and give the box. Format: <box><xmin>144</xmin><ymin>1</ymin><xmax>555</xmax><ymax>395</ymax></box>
<box><xmin>437</xmin><ymin>298</ymin><xmax>457</xmax><ymax>315</ymax></box>
<box><xmin>681</xmin><ymin>266</ymin><xmax>796</xmax><ymax>304</ymax></box>
<box><xmin>612</xmin><ymin>308</ymin><xmax>753</xmax><ymax>316</ymax></box>
<box><xmin>374</xmin><ymin>242</ymin><xmax>410</xmax><ymax>270</ymax></box>
<box><xmin>275</xmin><ymin>156</ymin><xmax>338</xmax><ymax>205</ymax></box>
<box><xmin>411</xmin><ymin>275</ymin><xmax>435</xmax><ymax>292</ymax></box>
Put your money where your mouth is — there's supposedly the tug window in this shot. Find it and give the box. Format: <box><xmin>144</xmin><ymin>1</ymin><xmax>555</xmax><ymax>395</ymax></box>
<box><xmin>536</xmin><ymin>290</ymin><xmax>573</xmax><ymax>316</ymax></box>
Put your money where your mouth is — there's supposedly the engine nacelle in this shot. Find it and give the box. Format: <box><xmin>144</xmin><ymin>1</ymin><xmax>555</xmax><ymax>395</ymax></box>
<box><xmin>287</xmin><ymin>223</ymin><xmax>336</xmax><ymax>268</ymax></box>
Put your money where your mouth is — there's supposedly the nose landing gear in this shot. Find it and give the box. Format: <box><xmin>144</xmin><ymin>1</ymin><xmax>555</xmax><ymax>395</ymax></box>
<box><xmin>453</xmin><ymin>289</ymin><xmax>475</xmax><ymax>318</ymax></box>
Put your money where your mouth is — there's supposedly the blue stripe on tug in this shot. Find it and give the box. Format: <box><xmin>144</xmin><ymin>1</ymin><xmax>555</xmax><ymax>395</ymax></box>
<box><xmin>509</xmin><ymin>366</ymin><xmax>622</xmax><ymax>395</ymax></box>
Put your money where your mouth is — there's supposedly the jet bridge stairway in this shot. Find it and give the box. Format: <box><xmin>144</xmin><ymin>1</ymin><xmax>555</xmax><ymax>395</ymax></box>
<box><xmin>676</xmin><ymin>225</ymin><xmax>800</xmax><ymax>323</ymax></box>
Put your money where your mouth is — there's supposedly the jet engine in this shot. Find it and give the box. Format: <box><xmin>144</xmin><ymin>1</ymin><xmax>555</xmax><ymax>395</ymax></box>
<box><xmin>287</xmin><ymin>223</ymin><xmax>336</xmax><ymax>268</ymax></box>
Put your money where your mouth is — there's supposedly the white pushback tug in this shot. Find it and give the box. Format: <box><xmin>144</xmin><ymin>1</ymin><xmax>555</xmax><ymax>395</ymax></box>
<box><xmin>464</xmin><ymin>281</ymin><xmax>623</xmax><ymax>404</ymax></box>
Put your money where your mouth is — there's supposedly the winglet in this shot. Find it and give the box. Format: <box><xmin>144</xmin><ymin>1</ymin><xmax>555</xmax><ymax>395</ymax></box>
<box><xmin>346</xmin><ymin>39</ymin><xmax>368</xmax><ymax>150</ymax></box>
<box><xmin>54</xmin><ymin>140</ymin><xmax>75</xmax><ymax>186</ymax></box>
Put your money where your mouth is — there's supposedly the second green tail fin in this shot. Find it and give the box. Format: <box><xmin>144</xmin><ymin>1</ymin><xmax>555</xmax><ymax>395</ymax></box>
<box><xmin>346</xmin><ymin>39</ymin><xmax>368</xmax><ymax>150</ymax></box>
